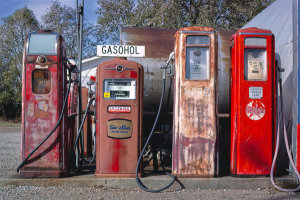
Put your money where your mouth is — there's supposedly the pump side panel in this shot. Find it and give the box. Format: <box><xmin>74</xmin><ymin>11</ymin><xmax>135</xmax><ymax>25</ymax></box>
<box><xmin>22</xmin><ymin>60</ymin><xmax>60</xmax><ymax>173</ymax></box>
<box><xmin>172</xmin><ymin>27</ymin><xmax>218</xmax><ymax>177</ymax></box>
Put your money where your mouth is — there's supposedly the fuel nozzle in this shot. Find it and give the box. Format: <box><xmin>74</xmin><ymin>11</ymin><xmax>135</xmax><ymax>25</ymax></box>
<box><xmin>66</xmin><ymin>57</ymin><xmax>80</xmax><ymax>73</ymax></box>
<box><xmin>161</xmin><ymin>51</ymin><xmax>175</xmax><ymax>79</ymax></box>
<box><xmin>87</xmin><ymin>76</ymin><xmax>96</xmax><ymax>96</ymax></box>
<box><xmin>275</xmin><ymin>53</ymin><xmax>285</xmax><ymax>79</ymax></box>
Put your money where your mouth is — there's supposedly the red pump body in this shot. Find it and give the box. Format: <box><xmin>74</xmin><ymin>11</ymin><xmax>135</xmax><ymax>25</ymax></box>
<box><xmin>95</xmin><ymin>57</ymin><xmax>143</xmax><ymax>177</ymax></box>
<box><xmin>20</xmin><ymin>31</ymin><xmax>71</xmax><ymax>177</ymax></box>
<box><xmin>230</xmin><ymin>27</ymin><xmax>276</xmax><ymax>176</ymax></box>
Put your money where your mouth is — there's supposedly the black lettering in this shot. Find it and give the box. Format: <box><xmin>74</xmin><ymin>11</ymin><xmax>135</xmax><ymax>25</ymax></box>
<box><xmin>135</xmin><ymin>46</ymin><xmax>140</xmax><ymax>54</ymax></box>
<box><xmin>113</xmin><ymin>46</ymin><xmax>118</xmax><ymax>54</ymax></box>
<box><xmin>119</xmin><ymin>46</ymin><xmax>123</xmax><ymax>54</ymax></box>
<box><xmin>124</xmin><ymin>46</ymin><xmax>129</xmax><ymax>54</ymax></box>
<box><xmin>130</xmin><ymin>46</ymin><xmax>134</xmax><ymax>54</ymax></box>
<box><xmin>107</xmin><ymin>46</ymin><xmax>112</xmax><ymax>54</ymax></box>
<box><xmin>102</xmin><ymin>46</ymin><xmax>106</xmax><ymax>54</ymax></box>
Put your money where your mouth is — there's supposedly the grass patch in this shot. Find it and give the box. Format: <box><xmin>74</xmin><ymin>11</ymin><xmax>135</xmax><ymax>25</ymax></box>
<box><xmin>0</xmin><ymin>117</ymin><xmax>21</xmax><ymax>127</ymax></box>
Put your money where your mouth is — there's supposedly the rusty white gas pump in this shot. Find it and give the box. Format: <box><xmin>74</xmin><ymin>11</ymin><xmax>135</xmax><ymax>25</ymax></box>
<box><xmin>172</xmin><ymin>27</ymin><xmax>218</xmax><ymax>177</ymax></box>
<box><xmin>18</xmin><ymin>30</ymin><xmax>74</xmax><ymax>177</ymax></box>
<box><xmin>95</xmin><ymin>57</ymin><xmax>143</xmax><ymax>177</ymax></box>
<box><xmin>230</xmin><ymin>27</ymin><xmax>276</xmax><ymax>176</ymax></box>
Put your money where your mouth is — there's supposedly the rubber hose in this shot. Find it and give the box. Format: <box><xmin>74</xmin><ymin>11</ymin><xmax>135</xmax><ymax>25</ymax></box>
<box><xmin>270</xmin><ymin>75</ymin><xmax>300</xmax><ymax>192</ymax></box>
<box><xmin>135</xmin><ymin>76</ymin><xmax>176</xmax><ymax>193</ymax></box>
<box><xmin>73</xmin><ymin>97</ymin><xmax>95</xmax><ymax>163</ymax></box>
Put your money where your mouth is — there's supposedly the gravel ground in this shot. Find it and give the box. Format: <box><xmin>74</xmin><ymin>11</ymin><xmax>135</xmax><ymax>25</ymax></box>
<box><xmin>0</xmin><ymin>127</ymin><xmax>300</xmax><ymax>199</ymax></box>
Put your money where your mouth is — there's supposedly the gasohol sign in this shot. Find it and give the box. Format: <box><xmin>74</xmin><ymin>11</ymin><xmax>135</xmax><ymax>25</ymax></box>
<box><xmin>97</xmin><ymin>45</ymin><xmax>145</xmax><ymax>57</ymax></box>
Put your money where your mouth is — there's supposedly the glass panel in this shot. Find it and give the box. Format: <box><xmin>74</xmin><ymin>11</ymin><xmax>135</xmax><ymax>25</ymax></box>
<box><xmin>244</xmin><ymin>49</ymin><xmax>267</xmax><ymax>81</ymax></box>
<box><xmin>186</xmin><ymin>47</ymin><xmax>210</xmax><ymax>80</ymax></box>
<box><xmin>28</xmin><ymin>34</ymin><xmax>57</xmax><ymax>54</ymax></box>
<box><xmin>32</xmin><ymin>69</ymin><xmax>51</xmax><ymax>94</ymax></box>
<box><xmin>103</xmin><ymin>79</ymin><xmax>136</xmax><ymax>100</ymax></box>
<box><xmin>245</xmin><ymin>37</ymin><xmax>266</xmax><ymax>46</ymax></box>
<box><xmin>186</xmin><ymin>35</ymin><xmax>209</xmax><ymax>45</ymax></box>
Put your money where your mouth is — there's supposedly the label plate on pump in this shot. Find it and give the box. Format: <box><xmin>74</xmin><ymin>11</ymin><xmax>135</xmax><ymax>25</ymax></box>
<box><xmin>107</xmin><ymin>119</ymin><xmax>133</xmax><ymax>139</ymax></box>
<box><xmin>108</xmin><ymin>106</ymin><xmax>131</xmax><ymax>113</ymax></box>
<box><xmin>249</xmin><ymin>87</ymin><xmax>263</xmax><ymax>99</ymax></box>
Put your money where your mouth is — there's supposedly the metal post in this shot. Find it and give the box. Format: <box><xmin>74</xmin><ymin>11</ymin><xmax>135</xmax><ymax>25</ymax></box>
<box><xmin>75</xmin><ymin>0</ymin><xmax>84</xmax><ymax>168</ymax></box>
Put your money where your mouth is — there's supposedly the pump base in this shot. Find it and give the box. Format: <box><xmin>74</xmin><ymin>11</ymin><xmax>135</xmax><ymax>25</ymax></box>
<box><xmin>19</xmin><ymin>168</ymin><xmax>68</xmax><ymax>178</ymax></box>
<box><xmin>173</xmin><ymin>173</ymin><xmax>215</xmax><ymax>178</ymax></box>
<box><xmin>95</xmin><ymin>173</ymin><xmax>142</xmax><ymax>178</ymax></box>
<box><xmin>230</xmin><ymin>173</ymin><xmax>270</xmax><ymax>178</ymax></box>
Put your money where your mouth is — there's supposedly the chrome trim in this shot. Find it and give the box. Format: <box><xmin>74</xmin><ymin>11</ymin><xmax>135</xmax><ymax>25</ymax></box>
<box><xmin>104</xmin><ymin>67</ymin><xmax>136</xmax><ymax>71</ymax></box>
<box><xmin>181</xmin><ymin>31</ymin><xmax>215</xmax><ymax>34</ymax></box>
<box><xmin>239</xmin><ymin>32</ymin><xmax>273</xmax><ymax>36</ymax></box>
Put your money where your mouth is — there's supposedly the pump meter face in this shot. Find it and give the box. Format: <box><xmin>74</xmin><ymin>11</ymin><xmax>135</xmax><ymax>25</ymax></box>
<box><xmin>244</xmin><ymin>37</ymin><xmax>267</xmax><ymax>81</ymax></box>
<box><xmin>185</xmin><ymin>35</ymin><xmax>210</xmax><ymax>80</ymax></box>
<box><xmin>103</xmin><ymin>79</ymin><xmax>136</xmax><ymax>100</ymax></box>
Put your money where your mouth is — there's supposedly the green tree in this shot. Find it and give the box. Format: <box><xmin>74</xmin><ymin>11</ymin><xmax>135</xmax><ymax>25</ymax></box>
<box><xmin>0</xmin><ymin>7</ymin><xmax>40</xmax><ymax>120</ymax></box>
<box><xmin>96</xmin><ymin>0</ymin><xmax>274</xmax><ymax>43</ymax></box>
<box><xmin>42</xmin><ymin>0</ymin><xmax>98</xmax><ymax>58</ymax></box>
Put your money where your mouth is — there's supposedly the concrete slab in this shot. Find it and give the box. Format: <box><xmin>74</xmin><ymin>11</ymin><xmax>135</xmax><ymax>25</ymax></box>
<box><xmin>0</xmin><ymin>173</ymin><xmax>298</xmax><ymax>190</ymax></box>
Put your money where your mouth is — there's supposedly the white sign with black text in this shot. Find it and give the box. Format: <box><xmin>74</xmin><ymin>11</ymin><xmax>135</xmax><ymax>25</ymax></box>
<box><xmin>97</xmin><ymin>45</ymin><xmax>145</xmax><ymax>57</ymax></box>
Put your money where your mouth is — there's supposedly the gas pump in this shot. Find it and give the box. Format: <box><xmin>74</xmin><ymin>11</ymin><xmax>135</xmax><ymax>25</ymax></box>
<box><xmin>18</xmin><ymin>30</ymin><xmax>73</xmax><ymax>177</ymax></box>
<box><xmin>172</xmin><ymin>27</ymin><xmax>218</xmax><ymax>177</ymax></box>
<box><xmin>95</xmin><ymin>57</ymin><xmax>143</xmax><ymax>177</ymax></box>
<box><xmin>230</xmin><ymin>27</ymin><xmax>276</xmax><ymax>176</ymax></box>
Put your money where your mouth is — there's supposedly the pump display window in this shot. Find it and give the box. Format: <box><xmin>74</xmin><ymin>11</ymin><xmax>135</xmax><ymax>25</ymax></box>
<box><xmin>185</xmin><ymin>35</ymin><xmax>210</xmax><ymax>80</ymax></box>
<box><xmin>244</xmin><ymin>37</ymin><xmax>267</xmax><ymax>81</ymax></box>
<box><xmin>32</xmin><ymin>69</ymin><xmax>51</xmax><ymax>94</ymax></box>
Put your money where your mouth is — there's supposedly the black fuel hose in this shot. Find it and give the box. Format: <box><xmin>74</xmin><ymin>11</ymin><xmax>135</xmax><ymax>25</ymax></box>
<box><xmin>135</xmin><ymin>74</ymin><xmax>176</xmax><ymax>193</ymax></box>
<box><xmin>73</xmin><ymin>97</ymin><xmax>95</xmax><ymax>164</ymax></box>
<box><xmin>17</xmin><ymin>71</ymin><xmax>72</xmax><ymax>172</ymax></box>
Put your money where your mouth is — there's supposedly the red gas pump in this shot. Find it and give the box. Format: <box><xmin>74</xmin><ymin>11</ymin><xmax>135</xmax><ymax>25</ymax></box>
<box><xmin>19</xmin><ymin>30</ymin><xmax>72</xmax><ymax>177</ymax></box>
<box><xmin>95</xmin><ymin>57</ymin><xmax>143</xmax><ymax>177</ymax></box>
<box><xmin>230</xmin><ymin>27</ymin><xmax>276</xmax><ymax>176</ymax></box>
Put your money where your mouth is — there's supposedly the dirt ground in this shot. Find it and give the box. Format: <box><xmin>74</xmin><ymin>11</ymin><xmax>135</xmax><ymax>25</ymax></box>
<box><xmin>0</xmin><ymin>127</ymin><xmax>300</xmax><ymax>200</ymax></box>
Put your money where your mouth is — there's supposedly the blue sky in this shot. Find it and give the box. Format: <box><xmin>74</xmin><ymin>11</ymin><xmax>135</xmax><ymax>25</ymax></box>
<box><xmin>0</xmin><ymin>0</ymin><xmax>98</xmax><ymax>24</ymax></box>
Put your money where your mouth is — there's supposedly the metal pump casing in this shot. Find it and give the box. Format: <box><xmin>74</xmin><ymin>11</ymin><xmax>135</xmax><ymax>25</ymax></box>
<box><xmin>172</xmin><ymin>27</ymin><xmax>218</xmax><ymax>177</ymax></box>
<box><xmin>95</xmin><ymin>57</ymin><xmax>143</xmax><ymax>177</ymax></box>
<box><xmin>230</xmin><ymin>27</ymin><xmax>276</xmax><ymax>176</ymax></box>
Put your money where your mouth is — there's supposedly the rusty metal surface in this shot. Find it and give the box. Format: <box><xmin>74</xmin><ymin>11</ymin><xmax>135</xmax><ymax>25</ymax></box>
<box><xmin>20</xmin><ymin>33</ymin><xmax>71</xmax><ymax>178</ymax></box>
<box><xmin>120</xmin><ymin>27</ymin><xmax>177</xmax><ymax>112</ymax></box>
<box><xmin>172</xmin><ymin>27</ymin><xmax>218</xmax><ymax>177</ymax></box>
<box><xmin>120</xmin><ymin>27</ymin><xmax>177</xmax><ymax>59</ymax></box>
<box><xmin>95</xmin><ymin>57</ymin><xmax>143</xmax><ymax>177</ymax></box>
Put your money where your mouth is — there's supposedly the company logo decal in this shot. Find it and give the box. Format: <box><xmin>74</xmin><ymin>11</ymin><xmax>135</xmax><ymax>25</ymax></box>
<box><xmin>245</xmin><ymin>100</ymin><xmax>266</xmax><ymax>120</ymax></box>
<box><xmin>107</xmin><ymin>119</ymin><xmax>133</xmax><ymax>139</ymax></box>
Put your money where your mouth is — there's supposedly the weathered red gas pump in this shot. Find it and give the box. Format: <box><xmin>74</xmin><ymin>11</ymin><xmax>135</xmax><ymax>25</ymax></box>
<box><xmin>95</xmin><ymin>57</ymin><xmax>143</xmax><ymax>177</ymax></box>
<box><xmin>230</xmin><ymin>27</ymin><xmax>276</xmax><ymax>176</ymax></box>
<box><xmin>172</xmin><ymin>27</ymin><xmax>218</xmax><ymax>177</ymax></box>
<box><xmin>19</xmin><ymin>30</ymin><xmax>72</xmax><ymax>177</ymax></box>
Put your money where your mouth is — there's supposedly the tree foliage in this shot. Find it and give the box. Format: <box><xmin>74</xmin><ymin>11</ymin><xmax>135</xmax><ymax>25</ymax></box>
<box><xmin>0</xmin><ymin>7</ymin><xmax>40</xmax><ymax>119</ymax></box>
<box><xmin>96</xmin><ymin>0</ymin><xmax>274</xmax><ymax>43</ymax></box>
<box><xmin>42</xmin><ymin>0</ymin><xmax>99</xmax><ymax>58</ymax></box>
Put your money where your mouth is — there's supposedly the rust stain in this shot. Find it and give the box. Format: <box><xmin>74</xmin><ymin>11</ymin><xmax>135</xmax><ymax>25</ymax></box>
<box><xmin>120</xmin><ymin>27</ymin><xmax>177</xmax><ymax>59</ymax></box>
<box><xmin>172</xmin><ymin>27</ymin><xmax>218</xmax><ymax>177</ymax></box>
